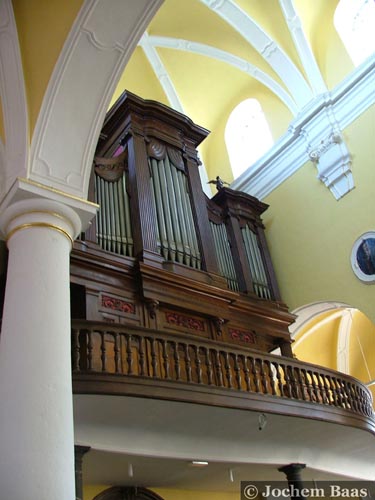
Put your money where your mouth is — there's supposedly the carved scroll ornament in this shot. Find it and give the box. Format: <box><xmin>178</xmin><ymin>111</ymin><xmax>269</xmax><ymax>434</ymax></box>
<box><xmin>94</xmin><ymin>150</ymin><xmax>127</xmax><ymax>182</ymax></box>
<box><xmin>146</xmin><ymin>137</ymin><xmax>185</xmax><ymax>171</ymax></box>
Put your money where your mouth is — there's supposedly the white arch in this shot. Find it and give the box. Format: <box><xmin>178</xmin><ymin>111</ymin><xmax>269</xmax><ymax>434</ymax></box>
<box><xmin>0</xmin><ymin>0</ymin><xmax>29</xmax><ymax>199</ymax></box>
<box><xmin>289</xmin><ymin>300</ymin><xmax>352</xmax><ymax>337</ymax></box>
<box><xmin>138</xmin><ymin>32</ymin><xmax>185</xmax><ymax>114</ymax></box>
<box><xmin>29</xmin><ymin>0</ymin><xmax>163</xmax><ymax>201</ymax></box>
<box><xmin>146</xmin><ymin>35</ymin><xmax>298</xmax><ymax>115</ymax></box>
<box><xmin>290</xmin><ymin>301</ymin><xmax>355</xmax><ymax>377</ymax></box>
<box><xmin>279</xmin><ymin>0</ymin><xmax>327</xmax><ymax>95</ymax></box>
<box><xmin>199</xmin><ymin>0</ymin><xmax>313</xmax><ymax>108</ymax></box>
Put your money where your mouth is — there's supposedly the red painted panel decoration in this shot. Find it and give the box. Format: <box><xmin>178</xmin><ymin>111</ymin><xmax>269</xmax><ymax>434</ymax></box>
<box><xmin>229</xmin><ymin>328</ymin><xmax>257</xmax><ymax>344</ymax></box>
<box><xmin>165</xmin><ymin>312</ymin><xmax>205</xmax><ymax>331</ymax></box>
<box><xmin>101</xmin><ymin>295</ymin><xmax>135</xmax><ymax>314</ymax></box>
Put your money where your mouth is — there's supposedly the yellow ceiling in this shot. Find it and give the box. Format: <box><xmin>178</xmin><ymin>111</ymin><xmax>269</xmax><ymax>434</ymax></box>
<box><xmin>10</xmin><ymin>0</ymin><xmax>354</xmax><ymax>182</ymax></box>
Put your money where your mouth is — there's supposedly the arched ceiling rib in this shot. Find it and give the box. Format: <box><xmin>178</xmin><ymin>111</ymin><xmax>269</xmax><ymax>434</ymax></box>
<box><xmin>139</xmin><ymin>33</ymin><xmax>185</xmax><ymax>113</ymax></box>
<box><xmin>199</xmin><ymin>0</ymin><xmax>313</xmax><ymax>107</ymax></box>
<box><xmin>144</xmin><ymin>35</ymin><xmax>299</xmax><ymax>115</ymax></box>
<box><xmin>279</xmin><ymin>0</ymin><xmax>327</xmax><ymax>95</ymax></box>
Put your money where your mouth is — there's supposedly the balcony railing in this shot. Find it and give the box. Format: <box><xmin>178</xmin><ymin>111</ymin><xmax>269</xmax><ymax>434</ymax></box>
<box><xmin>72</xmin><ymin>321</ymin><xmax>375</xmax><ymax>434</ymax></box>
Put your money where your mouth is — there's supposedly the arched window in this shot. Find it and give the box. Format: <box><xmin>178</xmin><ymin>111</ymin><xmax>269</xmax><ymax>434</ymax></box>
<box><xmin>334</xmin><ymin>0</ymin><xmax>375</xmax><ymax>66</ymax></box>
<box><xmin>224</xmin><ymin>98</ymin><xmax>273</xmax><ymax>179</ymax></box>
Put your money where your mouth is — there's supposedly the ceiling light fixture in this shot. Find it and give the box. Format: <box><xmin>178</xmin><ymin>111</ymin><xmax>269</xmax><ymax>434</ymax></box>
<box><xmin>190</xmin><ymin>460</ymin><xmax>209</xmax><ymax>467</ymax></box>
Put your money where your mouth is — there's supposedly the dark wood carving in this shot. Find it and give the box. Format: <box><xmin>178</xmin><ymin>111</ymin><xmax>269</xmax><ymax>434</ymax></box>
<box><xmin>70</xmin><ymin>90</ymin><xmax>295</xmax><ymax>363</ymax></box>
<box><xmin>94</xmin><ymin>150</ymin><xmax>127</xmax><ymax>182</ymax></box>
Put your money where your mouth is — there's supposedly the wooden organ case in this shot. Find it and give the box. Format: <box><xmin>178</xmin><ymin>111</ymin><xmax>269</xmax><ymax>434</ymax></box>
<box><xmin>70</xmin><ymin>91</ymin><xmax>295</xmax><ymax>357</ymax></box>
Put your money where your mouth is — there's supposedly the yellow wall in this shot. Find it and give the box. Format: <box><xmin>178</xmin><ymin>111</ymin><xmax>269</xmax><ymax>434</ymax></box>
<box><xmin>292</xmin><ymin>308</ymin><xmax>375</xmax><ymax>402</ymax></box>
<box><xmin>12</xmin><ymin>0</ymin><xmax>84</xmax><ymax>137</ymax></box>
<box><xmin>264</xmin><ymin>105</ymin><xmax>375</xmax><ymax>324</ymax></box>
<box><xmin>348</xmin><ymin>310</ymin><xmax>375</xmax><ymax>401</ymax></box>
<box><xmin>110</xmin><ymin>47</ymin><xmax>169</xmax><ymax>109</ymax></box>
<box><xmin>83</xmin><ymin>485</ymin><xmax>238</xmax><ymax>500</ymax></box>
<box><xmin>293</xmin><ymin>310</ymin><xmax>341</xmax><ymax>369</ymax></box>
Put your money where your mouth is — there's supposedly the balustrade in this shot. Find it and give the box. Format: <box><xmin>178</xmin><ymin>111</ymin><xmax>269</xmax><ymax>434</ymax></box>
<box><xmin>72</xmin><ymin>321</ymin><xmax>374</xmax><ymax>427</ymax></box>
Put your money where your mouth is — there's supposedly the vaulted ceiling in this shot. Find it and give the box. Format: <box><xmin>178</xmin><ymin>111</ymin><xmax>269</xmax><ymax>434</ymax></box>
<box><xmin>109</xmin><ymin>0</ymin><xmax>351</xmax><ymax>185</ymax></box>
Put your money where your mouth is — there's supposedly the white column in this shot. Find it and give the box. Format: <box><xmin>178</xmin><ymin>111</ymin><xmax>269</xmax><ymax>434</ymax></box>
<box><xmin>0</xmin><ymin>197</ymin><xmax>82</xmax><ymax>500</ymax></box>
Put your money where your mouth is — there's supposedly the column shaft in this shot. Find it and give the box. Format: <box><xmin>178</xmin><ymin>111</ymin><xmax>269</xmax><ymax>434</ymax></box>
<box><xmin>0</xmin><ymin>199</ymin><xmax>82</xmax><ymax>500</ymax></box>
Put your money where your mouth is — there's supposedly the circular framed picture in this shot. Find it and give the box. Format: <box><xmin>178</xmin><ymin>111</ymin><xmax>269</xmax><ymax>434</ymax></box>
<box><xmin>351</xmin><ymin>232</ymin><xmax>375</xmax><ymax>283</ymax></box>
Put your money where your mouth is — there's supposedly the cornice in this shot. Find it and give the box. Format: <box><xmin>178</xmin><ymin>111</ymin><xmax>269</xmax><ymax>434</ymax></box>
<box><xmin>231</xmin><ymin>58</ymin><xmax>375</xmax><ymax>200</ymax></box>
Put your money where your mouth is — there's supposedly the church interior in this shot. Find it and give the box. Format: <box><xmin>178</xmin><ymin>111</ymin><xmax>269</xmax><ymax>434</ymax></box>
<box><xmin>0</xmin><ymin>1</ymin><xmax>374</xmax><ymax>499</ymax></box>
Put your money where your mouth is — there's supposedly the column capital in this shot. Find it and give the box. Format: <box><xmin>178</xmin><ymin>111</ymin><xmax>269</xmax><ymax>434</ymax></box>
<box><xmin>0</xmin><ymin>177</ymin><xmax>98</xmax><ymax>244</ymax></box>
<box><xmin>278</xmin><ymin>463</ymin><xmax>306</xmax><ymax>482</ymax></box>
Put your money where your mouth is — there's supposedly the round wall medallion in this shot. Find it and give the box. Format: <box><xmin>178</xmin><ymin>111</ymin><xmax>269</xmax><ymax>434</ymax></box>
<box><xmin>351</xmin><ymin>232</ymin><xmax>375</xmax><ymax>283</ymax></box>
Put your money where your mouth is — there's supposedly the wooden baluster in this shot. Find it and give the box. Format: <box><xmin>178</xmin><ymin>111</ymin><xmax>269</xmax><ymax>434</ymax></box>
<box><xmin>205</xmin><ymin>347</ymin><xmax>214</xmax><ymax>386</ymax></box>
<box><xmin>233</xmin><ymin>354</ymin><xmax>242</xmax><ymax>390</ymax></box>
<box><xmin>173</xmin><ymin>342</ymin><xmax>181</xmax><ymax>381</ymax></box>
<box><xmin>72</xmin><ymin>329</ymin><xmax>80</xmax><ymax>372</ymax></box>
<box><xmin>341</xmin><ymin>380</ymin><xmax>350</xmax><ymax>409</ymax></box>
<box><xmin>332</xmin><ymin>377</ymin><xmax>342</xmax><ymax>407</ymax></box>
<box><xmin>87</xmin><ymin>330</ymin><xmax>93</xmax><ymax>371</ymax></box>
<box><xmin>126</xmin><ymin>334</ymin><xmax>133</xmax><ymax>375</ymax></box>
<box><xmin>242</xmin><ymin>356</ymin><xmax>251</xmax><ymax>391</ymax></box>
<box><xmin>258</xmin><ymin>359</ymin><xmax>268</xmax><ymax>394</ymax></box>
<box><xmin>194</xmin><ymin>346</ymin><xmax>202</xmax><ymax>384</ymax></box>
<box><xmin>224</xmin><ymin>352</ymin><xmax>233</xmax><ymax>388</ymax></box>
<box><xmin>322</xmin><ymin>375</ymin><xmax>332</xmax><ymax>404</ymax></box>
<box><xmin>274</xmin><ymin>362</ymin><xmax>284</xmax><ymax>397</ymax></box>
<box><xmin>250</xmin><ymin>358</ymin><xmax>260</xmax><ymax>393</ymax></box>
<box><xmin>282</xmin><ymin>365</ymin><xmax>292</xmax><ymax>398</ymax></box>
<box><xmin>100</xmin><ymin>331</ymin><xmax>107</xmax><ymax>372</ymax></box>
<box><xmin>295</xmin><ymin>368</ymin><xmax>306</xmax><ymax>401</ymax></box>
<box><xmin>308</xmin><ymin>370</ymin><xmax>319</xmax><ymax>402</ymax></box>
<box><xmin>138</xmin><ymin>336</ymin><xmax>146</xmax><ymax>376</ymax></box>
<box><xmin>114</xmin><ymin>333</ymin><xmax>120</xmax><ymax>374</ymax></box>
<box><xmin>214</xmin><ymin>350</ymin><xmax>224</xmax><ymax>387</ymax></box>
<box><xmin>162</xmin><ymin>340</ymin><xmax>170</xmax><ymax>380</ymax></box>
<box><xmin>326</xmin><ymin>376</ymin><xmax>337</xmax><ymax>405</ymax></box>
<box><xmin>150</xmin><ymin>338</ymin><xmax>158</xmax><ymax>378</ymax></box>
<box><xmin>315</xmin><ymin>372</ymin><xmax>327</xmax><ymax>403</ymax></box>
<box><xmin>184</xmin><ymin>344</ymin><xmax>192</xmax><ymax>382</ymax></box>
<box><xmin>289</xmin><ymin>367</ymin><xmax>301</xmax><ymax>399</ymax></box>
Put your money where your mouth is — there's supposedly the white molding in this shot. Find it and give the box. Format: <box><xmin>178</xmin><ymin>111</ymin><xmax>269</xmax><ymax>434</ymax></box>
<box><xmin>336</xmin><ymin>309</ymin><xmax>353</xmax><ymax>375</ymax></box>
<box><xmin>138</xmin><ymin>33</ymin><xmax>185</xmax><ymax>114</ymax></box>
<box><xmin>231</xmin><ymin>58</ymin><xmax>375</xmax><ymax>199</ymax></box>
<box><xmin>289</xmin><ymin>301</ymin><xmax>351</xmax><ymax>337</ymax></box>
<box><xmin>30</xmin><ymin>0</ymin><xmax>163</xmax><ymax>199</ymax></box>
<box><xmin>146</xmin><ymin>35</ymin><xmax>298</xmax><ymax>115</ymax></box>
<box><xmin>199</xmin><ymin>0</ymin><xmax>313</xmax><ymax>107</ymax></box>
<box><xmin>279</xmin><ymin>0</ymin><xmax>327</xmax><ymax>95</ymax></box>
<box><xmin>0</xmin><ymin>0</ymin><xmax>29</xmax><ymax>201</ymax></box>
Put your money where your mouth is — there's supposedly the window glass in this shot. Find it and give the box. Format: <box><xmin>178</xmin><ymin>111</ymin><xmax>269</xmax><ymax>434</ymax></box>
<box><xmin>334</xmin><ymin>0</ymin><xmax>375</xmax><ymax>66</ymax></box>
<box><xmin>225</xmin><ymin>98</ymin><xmax>273</xmax><ymax>179</ymax></box>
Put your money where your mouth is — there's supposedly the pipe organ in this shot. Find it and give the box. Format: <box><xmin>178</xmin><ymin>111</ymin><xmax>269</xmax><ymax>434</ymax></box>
<box><xmin>71</xmin><ymin>91</ymin><xmax>295</xmax><ymax>357</ymax></box>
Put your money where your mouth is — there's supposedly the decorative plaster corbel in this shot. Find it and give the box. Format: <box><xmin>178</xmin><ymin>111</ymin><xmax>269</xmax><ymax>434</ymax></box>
<box><xmin>308</xmin><ymin>130</ymin><xmax>353</xmax><ymax>200</ymax></box>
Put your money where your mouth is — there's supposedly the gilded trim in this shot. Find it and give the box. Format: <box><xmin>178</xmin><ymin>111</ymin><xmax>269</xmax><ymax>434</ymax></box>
<box><xmin>4</xmin><ymin>210</ymin><xmax>72</xmax><ymax>234</ymax></box>
<box><xmin>6</xmin><ymin>222</ymin><xmax>74</xmax><ymax>245</ymax></box>
<box><xmin>17</xmin><ymin>177</ymin><xmax>99</xmax><ymax>208</ymax></box>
